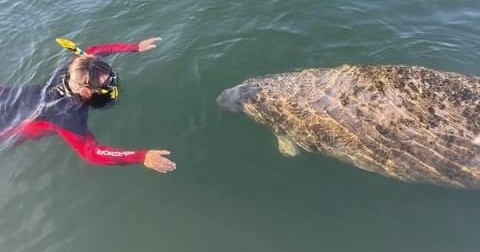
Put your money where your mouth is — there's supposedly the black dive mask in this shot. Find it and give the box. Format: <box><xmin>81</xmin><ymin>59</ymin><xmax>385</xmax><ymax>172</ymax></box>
<box><xmin>88</xmin><ymin>72</ymin><xmax>120</xmax><ymax>109</ymax></box>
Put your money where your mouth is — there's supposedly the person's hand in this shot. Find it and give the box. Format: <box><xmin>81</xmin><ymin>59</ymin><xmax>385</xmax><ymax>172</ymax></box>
<box><xmin>138</xmin><ymin>37</ymin><xmax>162</xmax><ymax>52</ymax></box>
<box><xmin>144</xmin><ymin>150</ymin><xmax>176</xmax><ymax>173</ymax></box>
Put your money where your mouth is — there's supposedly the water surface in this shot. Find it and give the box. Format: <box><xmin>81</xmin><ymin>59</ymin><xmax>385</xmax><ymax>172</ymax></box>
<box><xmin>1</xmin><ymin>1</ymin><xmax>480</xmax><ymax>251</ymax></box>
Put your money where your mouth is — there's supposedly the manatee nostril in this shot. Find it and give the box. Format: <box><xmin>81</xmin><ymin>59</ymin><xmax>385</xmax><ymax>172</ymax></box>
<box><xmin>216</xmin><ymin>88</ymin><xmax>242</xmax><ymax>112</ymax></box>
<box><xmin>217</xmin><ymin>83</ymin><xmax>262</xmax><ymax>113</ymax></box>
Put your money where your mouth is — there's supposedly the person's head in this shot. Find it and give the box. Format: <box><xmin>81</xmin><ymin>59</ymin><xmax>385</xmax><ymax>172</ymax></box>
<box><xmin>66</xmin><ymin>56</ymin><xmax>119</xmax><ymax>108</ymax></box>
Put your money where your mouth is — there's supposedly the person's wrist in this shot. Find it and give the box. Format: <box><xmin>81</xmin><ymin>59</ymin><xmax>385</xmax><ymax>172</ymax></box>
<box><xmin>144</xmin><ymin>150</ymin><xmax>154</xmax><ymax>167</ymax></box>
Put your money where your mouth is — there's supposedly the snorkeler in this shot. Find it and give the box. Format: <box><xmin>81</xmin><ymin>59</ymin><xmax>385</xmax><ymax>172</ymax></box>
<box><xmin>0</xmin><ymin>37</ymin><xmax>176</xmax><ymax>173</ymax></box>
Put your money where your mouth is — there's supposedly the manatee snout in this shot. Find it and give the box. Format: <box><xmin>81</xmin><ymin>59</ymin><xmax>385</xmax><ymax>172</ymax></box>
<box><xmin>217</xmin><ymin>83</ymin><xmax>261</xmax><ymax>113</ymax></box>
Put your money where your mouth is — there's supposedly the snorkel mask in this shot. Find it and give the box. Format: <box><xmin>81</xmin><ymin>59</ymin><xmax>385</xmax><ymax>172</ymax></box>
<box><xmin>97</xmin><ymin>71</ymin><xmax>120</xmax><ymax>100</ymax></box>
<box><xmin>88</xmin><ymin>71</ymin><xmax>120</xmax><ymax>108</ymax></box>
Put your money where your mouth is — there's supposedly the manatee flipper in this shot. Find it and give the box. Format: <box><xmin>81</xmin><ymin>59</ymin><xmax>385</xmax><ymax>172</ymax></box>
<box><xmin>276</xmin><ymin>134</ymin><xmax>300</xmax><ymax>157</ymax></box>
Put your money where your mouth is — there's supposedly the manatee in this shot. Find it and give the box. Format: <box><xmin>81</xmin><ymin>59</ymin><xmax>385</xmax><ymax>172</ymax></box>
<box><xmin>217</xmin><ymin>65</ymin><xmax>480</xmax><ymax>189</ymax></box>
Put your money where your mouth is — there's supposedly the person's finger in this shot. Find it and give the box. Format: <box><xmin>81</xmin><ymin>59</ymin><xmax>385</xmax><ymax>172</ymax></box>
<box><xmin>142</xmin><ymin>37</ymin><xmax>161</xmax><ymax>45</ymax></box>
<box><xmin>139</xmin><ymin>45</ymin><xmax>155</xmax><ymax>52</ymax></box>
<box><xmin>159</xmin><ymin>161</ymin><xmax>175</xmax><ymax>170</ymax></box>
<box><xmin>147</xmin><ymin>37</ymin><xmax>162</xmax><ymax>42</ymax></box>
<box><xmin>153</xmin><ymin>156</ymin><xmax>175</xmax><ymax>166</ymax></box>
<box><xmin>150</xmin><ymin>165</ymin><xmax>167</xmax><ymax>173</ymax></box>
<box><xmin>163</xmin><ymin>164</ymin><xmax>176</xmax><ymax>171</ymax></box>
<box><xmin>154</xmin><ymin>150</ymin><xmax>170</xmax><ymax>155</ymax></box>
<box><xmin>158</xmin><ymin>166</ymin><xmax>173</xmax><ymax>173</ymax></box>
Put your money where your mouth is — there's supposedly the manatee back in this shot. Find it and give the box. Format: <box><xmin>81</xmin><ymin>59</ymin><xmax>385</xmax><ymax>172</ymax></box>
<box><xmin>242</xmin><ymin>65</ymin><xmax>480</xmax><ymax>189</ymax></box>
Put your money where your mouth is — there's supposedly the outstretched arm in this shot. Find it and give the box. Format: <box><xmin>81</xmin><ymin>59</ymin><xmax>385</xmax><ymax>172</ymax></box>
<box><xmin>84</xmin><ymin>37</ymin><xmax>161</xmax><ymax>57</ymax></box>
<box><xmin>58</xmin><ymin>129</ymin><xmax>147</xmax><ymax>165</ymax></box>
<box><xmin>57</xmin><ymin>128</ymin><xmax>176</xmax><ymax>172</ymax></box>
<box><xmin>13</xmin><ymin>120</ymin><xmax>175</xmax><ymax>172</ymax></box>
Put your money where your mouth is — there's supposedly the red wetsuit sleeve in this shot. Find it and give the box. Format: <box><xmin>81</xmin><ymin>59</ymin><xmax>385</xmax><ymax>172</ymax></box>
<box><xmin>84</xmin><ymin>43</ymin><xmax>139</xmax><ymax>57</ymax></box>
<box><xmin>18</xmin><ymin>120</ymin><xmax>147</xmax><ymax>165</ymax></box>
<box><xmin>58</xmin><ymin>129</ymin><xmax>147</xmax><ymax>165</ymax></box>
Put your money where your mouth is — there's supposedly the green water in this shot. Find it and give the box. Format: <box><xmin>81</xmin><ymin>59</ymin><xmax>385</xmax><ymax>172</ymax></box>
<box><xmin>1</xmin><ymin>0</ymin><xmax>480</xmax><ymax>251</ymax></box>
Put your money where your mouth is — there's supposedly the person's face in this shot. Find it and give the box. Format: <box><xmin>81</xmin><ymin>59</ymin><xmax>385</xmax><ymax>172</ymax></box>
<box><xmin>98</xmin><ymin>73</ymin><xmax>110</xmax><ymax>86</ymax></box>
<box><xmin>70</xmin><ymin>72</ymin><xmax>110</xmax><ymax>99</ymax></box>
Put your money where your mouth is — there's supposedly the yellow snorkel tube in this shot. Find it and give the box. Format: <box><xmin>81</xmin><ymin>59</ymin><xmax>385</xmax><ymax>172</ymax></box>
<box><xmin>55</xmin><ymin>38</ymin><xmax>84</xmax><ymax>55</ymax></box>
